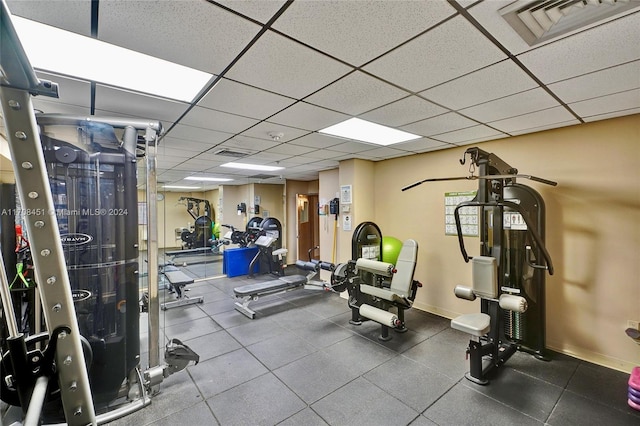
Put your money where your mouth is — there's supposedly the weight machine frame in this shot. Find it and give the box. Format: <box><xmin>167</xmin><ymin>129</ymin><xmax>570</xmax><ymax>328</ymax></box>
<box><xmin>0</xmin><ymin>2</ymin><xmax>185</xmax><ymax>423</ymax></box>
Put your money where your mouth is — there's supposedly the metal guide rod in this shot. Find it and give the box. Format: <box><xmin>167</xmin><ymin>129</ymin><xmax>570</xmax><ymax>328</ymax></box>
<box><xmin>146</xmin><ymin>134</ymin><xmax>160</xmax><ymax>369</ymax></box>
<box><xmin>0</xmin><ymin>87</ymin><xmax>97</xmax><ymax>425</ymax></box>
<box><xmin>401</xmin><ymin>174</ymin><xmax>558</xmax><ymax>191</ymax></box>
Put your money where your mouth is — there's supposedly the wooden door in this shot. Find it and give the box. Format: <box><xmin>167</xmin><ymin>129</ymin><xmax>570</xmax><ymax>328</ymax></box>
<box><xmin>297</xmin><ymin>194</ymin><xmax>319</xmax><ymax>261</ymax></box>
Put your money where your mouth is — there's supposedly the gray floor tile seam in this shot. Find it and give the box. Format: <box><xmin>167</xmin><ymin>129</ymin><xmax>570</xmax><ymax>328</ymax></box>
<box><xmin>561</xmin><ymin>386</ymin><xmax>640</xmax><ymax>419</ymax></box>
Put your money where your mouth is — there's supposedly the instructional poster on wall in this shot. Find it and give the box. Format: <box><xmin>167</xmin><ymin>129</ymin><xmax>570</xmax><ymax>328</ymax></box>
<box><xmin>444</xmin><ymin>191</ymin><xmax>478</xmax><ymax>237</ymax></box>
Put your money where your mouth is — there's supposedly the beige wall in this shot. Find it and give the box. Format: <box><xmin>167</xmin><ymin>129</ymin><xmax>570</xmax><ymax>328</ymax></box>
<box><xmin>370</xmin><ymin>114</ymin><xmax>640</xmax><ymax>373</ymax></box>
<box><xmin>1</xmin><ymin>136</ymin><xmax>15</xmax><ymax>183</ymax></box>
<box><xmin>252</xmin><ymin>183</ymin><xmax>285</xmax><ymax>223</ymax></box>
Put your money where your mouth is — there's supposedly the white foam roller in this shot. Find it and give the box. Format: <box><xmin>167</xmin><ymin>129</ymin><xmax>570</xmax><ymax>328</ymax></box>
<box><xmin>454</xmin><ymin>285</ymin><xmax>476</xmax><ymax>301</ymax></box>
<box><xmin>360</xmin><ymin>304</ymin><xmax>398</xmax><ymax>327</ymax></box>
<box><xmin>355</xmin><ymin>258</ymin><xmax>394</xmax><ymax>276</ymax></box>
<box><xmin>499</xmin><ymin>294</ymin><xmax>528</xmax><ymax>312</ymax></box>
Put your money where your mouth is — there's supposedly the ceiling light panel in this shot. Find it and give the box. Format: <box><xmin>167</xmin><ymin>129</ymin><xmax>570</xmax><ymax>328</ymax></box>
<box><xmin>305</xmin><ymin>71</ymin><xmax>408</xmax><ymax>116</ymax></box>
<box><xmin>319</xmin><ymin>118</ymin><xmax>421</xmax><ymax>146</ymax></box>
<box><xmin>98</xmin><ymin>0</ymin><xmax>261</xmax><ymax>75</ymax></box>
<box><xmin>363</xmin><ymin>16</ymin><xmax>506</xmax><ymax>92</ymax></box>
<box><xmin>185</xmin><ymin>176</ymin><xmax>233</xmax><ymax>182</ymax></box>
<box><xmin>221</xmin><ymin>162</ymin><xmax>284</xmax><ymax>172</ymax></box>
<box><xmin>13</xmin><ymin>17</ymin><xmax>213</xmax><ymax>102</ymax></box>
<box><xmin>273</xmin><ymin>0</ymin><xmax>455</xmax><ymax>66</ymax></box>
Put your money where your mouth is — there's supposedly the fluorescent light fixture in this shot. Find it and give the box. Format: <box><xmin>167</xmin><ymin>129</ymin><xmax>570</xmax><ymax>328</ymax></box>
<box><xmin>221</xmin><ymin>162</ymin><xmax>284</xmax><ymax>172</ymax></box>
<box><xmin>319</xmin><ymin>117</ymin><xmax>421</xmax><ymax>146</ymax></box>
<box><xmin>185</xmin><ymin>176</ymin><xmax>233</xmax><ymax>182</ymax></box>
<box><xmin>12</xmin><ymin>17</ymin><xmax>213</xmax><ymax>102</ymax></box>
<box><xmin>163</xmin><ymin>185</ymin><xmax>201</xmax><ymax>189</ymax></box>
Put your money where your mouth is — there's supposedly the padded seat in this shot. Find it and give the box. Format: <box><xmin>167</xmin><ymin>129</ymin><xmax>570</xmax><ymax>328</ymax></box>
<box><xmin>233</xmin><ymin>275</ymin><xmax>307</xmax><ymax>297</ymax></box>
<box><xmin>360</xmin><ymin>285</ymin><xmax>410</xmax><ymax>307</ymax></box>
<box><xmin>451</xmin><ymin>313</ymin><xmax>491</xmax><ymax>337</ymax></box>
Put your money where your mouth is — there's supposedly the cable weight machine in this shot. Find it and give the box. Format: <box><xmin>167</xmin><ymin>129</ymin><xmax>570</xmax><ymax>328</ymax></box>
<box><xmin>403</xmin><ymin>147</ymin><xmax>556</xmax><ymax>383</ymax></box>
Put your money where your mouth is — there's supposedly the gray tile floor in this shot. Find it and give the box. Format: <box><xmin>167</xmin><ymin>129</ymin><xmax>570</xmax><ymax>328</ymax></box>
<box><xmin>109</xmin><ymin>266</ymin><xmax>639</xmax><ymax>426</ymax></box>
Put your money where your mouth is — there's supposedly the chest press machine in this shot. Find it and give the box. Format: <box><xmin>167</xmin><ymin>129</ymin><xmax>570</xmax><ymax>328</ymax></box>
<box><xmin>403</xmin><ymin>147</ymin><xmax>556</xmax><ymax>384</ymax></box>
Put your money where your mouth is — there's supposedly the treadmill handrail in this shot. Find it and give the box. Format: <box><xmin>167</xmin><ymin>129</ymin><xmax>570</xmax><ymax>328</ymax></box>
<box><xmin>453</xmin><ymin>200</ymin><xmax>554</xmax><ymax>275</ymax></box>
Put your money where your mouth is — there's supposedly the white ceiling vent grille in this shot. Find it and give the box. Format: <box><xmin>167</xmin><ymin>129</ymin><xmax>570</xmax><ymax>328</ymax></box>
<box><xmin>214</xmin><ymin>149</ymin><xmax>249</xmax><ymax>158</ymax></box>
<box><xmin>500</xmin><ymin>0</ymin><xmax>640</xmax><ymax>46</ymax></box>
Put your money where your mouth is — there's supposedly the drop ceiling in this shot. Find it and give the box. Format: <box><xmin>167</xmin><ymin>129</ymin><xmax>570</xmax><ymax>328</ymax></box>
<box><xmin>4</xmin><ymin>0</ymin><xmax>640</xmax><ymax>190</ymax></box>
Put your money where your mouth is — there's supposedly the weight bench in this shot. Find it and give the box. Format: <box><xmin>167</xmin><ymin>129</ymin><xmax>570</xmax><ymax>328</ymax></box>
<box><xmin>233</xmin><ymin>260</ymin><xmax>334</xmax><ymax>319</ymax></box>
<box><xmin>356</xmin><ymin>239</ymin><xmax>421</xmax><ymax>340</ymax></box>
<box><xmin>451</xmin><ymin>256</ymin><xmax>528</xmax><ymax>384</ymax></box>
<box><xmin>161</xmin><ymin>265</ymin><xmax>204</xmax><ymax>310</ymax></box>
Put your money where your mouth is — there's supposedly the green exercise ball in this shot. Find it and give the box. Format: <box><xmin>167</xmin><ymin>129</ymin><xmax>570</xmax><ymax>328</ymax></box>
<box><xmin>382</xmin><ymin>236</ymin><xmax>403</xmax><ymax>266</ymax></box>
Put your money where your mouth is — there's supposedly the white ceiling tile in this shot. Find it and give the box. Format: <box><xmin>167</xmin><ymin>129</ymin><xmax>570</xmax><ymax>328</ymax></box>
<box><xmin>167</xmin><ymin>124</ymin><xmax>233</xmax><ymax>146</ymax></box>
<box><xmin>391</xmin><ymin>138</ymin><xmax>449</xmax><ymax>153</ymax></box>
<box><xmin>582</xmin><ymin>109</ymin><xmax>640</xmax><ymax>123</ymax></box>
<box><xmin>242</xmin><ymin>152</ymin><xmax>290</xmax><ymax>163</ymax></box>
<box><xmin>289</xmin><ymin>133</ymin><xmax>343</xmax><ymax>149</ymax></box>
<box><xmin>460</xmin><ymin>88</ymin><xmax>561</xmax><ymax>123</ymax></box>
<box><xmin>198</xmin><ymin>78</ymin><xmax>295</xmax><ymax>120</ymax></box>
<box><xmin>326</xmin><ymin>141</ymin><xmax>378</xmax><ymax>154</ymax></box>
<box><xmin>219</xmin><ymin>135</ymin><xmax>280</xmax><ymax>152</ymax></box>
<box><xmin>98</xmin><ymin>0</ymin><xmax>261</xmax><ymax>73</ymax></box>
<box><xmin>363</xmin><ymin>16</ymin><xmax>506</xmax><ymax>92</ymax></box>
<box><xmin>225</xmin><ymin>30</ymin><xmax>352</xmax><ymax>99</ymax></box>
<box><xmin>435</xmin><ymin>125</ymin><xmax>506</xmax><ymax>145</ymax></box>
<box><xmin>7</xmin><ymin>0</ymin><xmax>91</xmax><ymax>36</ymax></box>
<box><xmin>569</xmin><ymin>89</ymin><xmax>640</xmax><ymax>119</ymax></box>
<box><xmin>156</xmin><ymin>147</ymin><xmax>197</xmax><ymax>159</ymax></box>
<box><xmin>273</xmin><ymin>0</ymin><xmax>455</xmax><ymax>66</ymax></box>
<box><xmin>420</xmin><ymin>60</ymin><xmax>539</xmax><ymax>110</ymax></box>
<box><xmin>216</xmin><ymin>0</ymin><xmax>285</xmax><ymax>23</ymax></box>
<box><xmin>362</xmin><ymin>146</ymin><xmax>409</xmax><ymax>159</ymax></box>
<box><xmin>179</xmin><ymin>106</ymin><xmax>258</xmax><ymax>134</ymax></box>
<box><xmin>159</xmin><ymin>137</ymin><xmax>214</xmax><ymax>153</ymax></box>
<box><xmin>360</xmin><ymin>96</ymin><xmax>447</xmax><ymax>127</ymax></box>
<box><xmin>510</xmin><ymin>119</ymin><xmax>580</xmax><ymax>136</ymax></box>
<box><xmin>517</xmin><ymin>12</ymin><xmax>640</xmax><ymax>84</ymax></box>
<box><xmin>268</xmin><ymin>102</ymin><xmax>349</xmax><ymax>131</ymax></box>
<box><xmin>548</xmin><ymin>61</ymin><xmax>640</xmax><ymax>104</ymax></box>
<box><xmin>489</xmin><ymin>106</ymin><xmax>577</xmax><ymax>134</ymax></box>
<box><xmin>95</xmin><ymin>85</ymin><xmax>189</xmax><ymax>123</ymax></box>
<box><xmin>240</xmin><ymin>122</ymin><xmax>309</xmax><ymax>143</ymax></box>
<box><xmin>301</xmin><ymin>149</ymin><xmax>344</xmax><ymax>160</ymax></box>
<box><xmin>264</xmin><ymin>144</ymin><xmax>317</xmax><ymax>156</ymax></box>
<box><xmin>305</xmin><ymin>71</ymin><xmax>407</xmax><ymax>116</ymax></box>
<box><xmin>401</xmin><ymin>112</ymin><xmax>477</xmax><ymax>137</ymax></box>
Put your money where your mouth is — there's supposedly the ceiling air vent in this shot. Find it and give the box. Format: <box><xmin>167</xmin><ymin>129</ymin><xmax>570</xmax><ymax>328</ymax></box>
<box><xmin>249</xmin><ymin>174</ymin><xmax>277</xmax><ymax>180</ymax></box>
<box><xmin>500</xmin><ymin>0</ymin><xmax>640</xmax><ymax>46</ymax></box>
<box><xmin>214</xmin><ymin>149</ymin><xmax>248</xmax><ymax>158</ymax></box>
